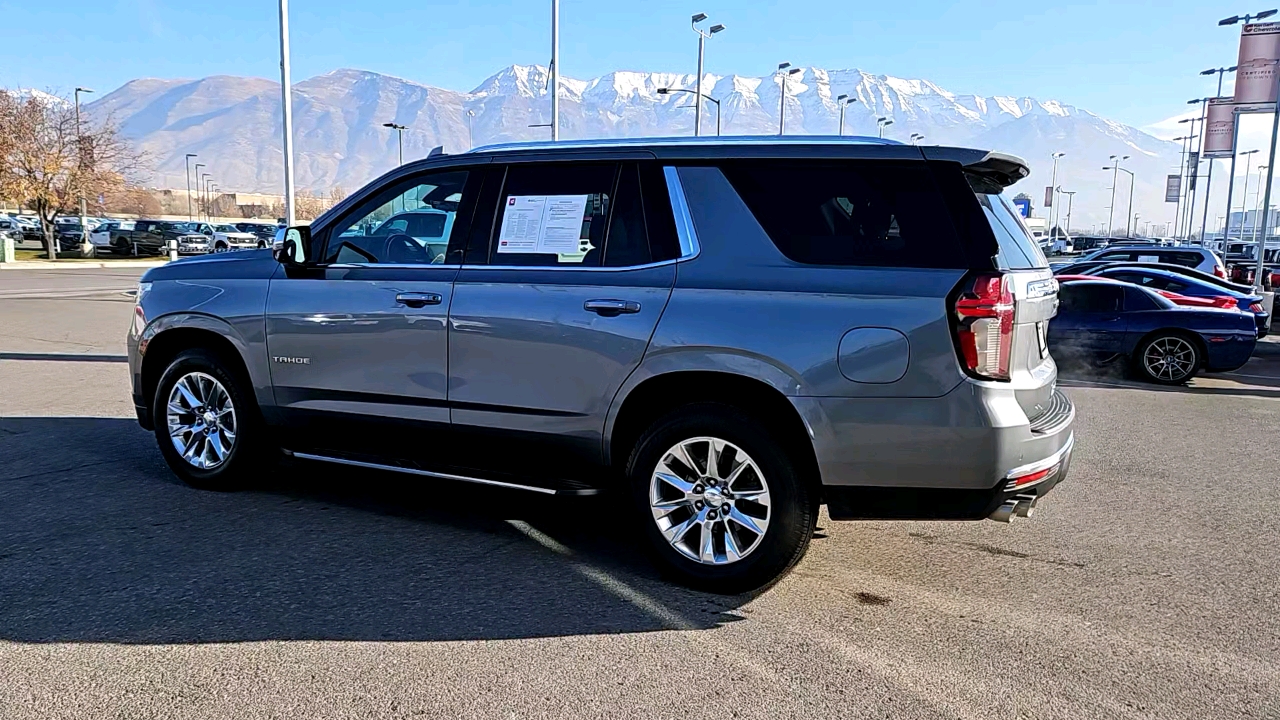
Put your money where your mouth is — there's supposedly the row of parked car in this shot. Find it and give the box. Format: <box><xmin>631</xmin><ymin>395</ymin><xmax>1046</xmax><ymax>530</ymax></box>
<box><xmin>1</xmin><ymin>214</ymin><xmax>281</xmax><ymax>255</ymax></box>
<box><xmin>1049</xmin><ymin>245</ymin><xmax>1268</xmax><ymax>385</ymax></box>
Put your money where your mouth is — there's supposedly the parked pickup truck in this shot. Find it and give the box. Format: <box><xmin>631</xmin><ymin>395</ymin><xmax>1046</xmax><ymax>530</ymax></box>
<box><xmin>102</xmin><ymin>220</ymin><xmax>210</xmax><ymax>256</ymax></box>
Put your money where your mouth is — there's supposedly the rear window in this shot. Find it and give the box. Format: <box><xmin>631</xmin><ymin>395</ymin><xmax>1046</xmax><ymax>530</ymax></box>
<box><xmin>719</xmin><ymin>160</ymin><xmax>967</xmax><ymax>268</ymax></box>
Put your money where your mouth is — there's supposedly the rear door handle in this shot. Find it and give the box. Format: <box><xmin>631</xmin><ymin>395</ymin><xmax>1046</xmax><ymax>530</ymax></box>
<box><xmin>584</xmin><ymin>299</ymin><xmax>641</xmax><ymax>316</ymax></box>
<box><xmin>395</xmin><ymin>292</ymin><xmax>443</xmax><ymax>308</ymax></box>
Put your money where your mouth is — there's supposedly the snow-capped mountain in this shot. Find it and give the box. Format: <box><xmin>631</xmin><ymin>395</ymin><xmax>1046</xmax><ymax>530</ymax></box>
<box><xmin>87</xmin><ymin>65</ymin><xmax>1185</xmax><ymax>229</ymax></box>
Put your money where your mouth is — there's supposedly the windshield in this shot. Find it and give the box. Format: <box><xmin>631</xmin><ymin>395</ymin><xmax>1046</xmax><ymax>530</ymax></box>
<box><xmin>213</xmin><ymin>224</ymin><xmax>239</xmax><ymax>232</ymax></box>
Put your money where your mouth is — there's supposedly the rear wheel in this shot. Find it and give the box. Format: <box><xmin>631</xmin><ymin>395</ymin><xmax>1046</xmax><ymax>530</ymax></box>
<box><xmin>153</xmin><ymin>348</ymin><xmax>273</xmax><ymax>490</ymax></box>
<box><xmin>628</xmin><ymin>404</ymin><xmax>816</xmax><ymax>594</ymax></box>
<box><xmin>1134</xmin><ymin>332</ymin><xmax>1200</xmax><ymax>385</ymax></box>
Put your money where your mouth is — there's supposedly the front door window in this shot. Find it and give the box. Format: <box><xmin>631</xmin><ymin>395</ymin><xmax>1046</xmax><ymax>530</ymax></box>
<box><xmin>326</xmin><ymin>170</ymin><xmax>469</xmax><ymax>265</ymax></box>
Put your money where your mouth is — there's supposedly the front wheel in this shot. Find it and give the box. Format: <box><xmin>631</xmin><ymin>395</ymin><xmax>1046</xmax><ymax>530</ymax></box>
<box><xmin>1134</xmin><ymin>332</ymin><xmax>1201</xmax><ymax>385</ymax></box>
<box><xmin>153</xmin><ymin>348</ymin><xmax>273</xmax><ymax>490</ymax></box>
<box><xmin>628</xmin><ymin>404</ymin><xmax>817</xmax><ymax>595</ymax></box>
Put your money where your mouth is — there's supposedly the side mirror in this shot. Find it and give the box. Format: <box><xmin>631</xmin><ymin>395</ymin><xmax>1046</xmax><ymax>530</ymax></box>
<box><xmin>274</xmin><ymin>225</ymin><xmax>310</xmax><ymax>265</ymax></box>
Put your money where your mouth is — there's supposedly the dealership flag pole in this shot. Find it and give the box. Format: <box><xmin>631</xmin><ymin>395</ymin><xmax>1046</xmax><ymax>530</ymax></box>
<box><xmin>1223</xmin><ymin>111</ymin><xmax>1241</xmax><ymax>240</ymax></box>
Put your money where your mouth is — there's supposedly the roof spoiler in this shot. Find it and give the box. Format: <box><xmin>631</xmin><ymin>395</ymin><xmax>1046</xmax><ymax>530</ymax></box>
<box><xmin>920</xmin><ymin>147</ymin><xmax>1030</xmax><ymax>188</ymax></box>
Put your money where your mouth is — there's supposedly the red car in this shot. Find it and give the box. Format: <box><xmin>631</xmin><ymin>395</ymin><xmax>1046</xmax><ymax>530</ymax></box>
<box><xmin>1055</xmin><ymin>276</ymin><xmax>1240</xmax><ymax>310</ymax></box>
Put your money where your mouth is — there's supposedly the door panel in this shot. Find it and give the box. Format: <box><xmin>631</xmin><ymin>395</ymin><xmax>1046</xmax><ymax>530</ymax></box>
<box><xmin>448</xmin><ymin>264</ymin><xmax>675</xmax><ymax>475</ymax></box>
<box><xmin>266</xmin><ymin>265</ymin><xmax>457</xmax><ymax>456</ymax></box>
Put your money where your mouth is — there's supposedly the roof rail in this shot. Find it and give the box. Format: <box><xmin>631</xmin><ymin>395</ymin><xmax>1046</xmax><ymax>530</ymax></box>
<box><xmin>468</xmin><ymin>134</ymin><xmax>901</xmax><ymax>154</ymax></box>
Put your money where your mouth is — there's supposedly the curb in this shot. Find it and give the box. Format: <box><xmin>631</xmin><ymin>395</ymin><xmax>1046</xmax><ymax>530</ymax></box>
<box><xmin>1</xmin><ymin>261</ymin><xmax>167</xmax><ymax>270</ymax></box>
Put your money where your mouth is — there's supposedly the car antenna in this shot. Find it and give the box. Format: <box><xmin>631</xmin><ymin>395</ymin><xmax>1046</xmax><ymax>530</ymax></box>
<box><xmin>427</xmin><ymin>146</ymin><xmax>445</xmax><ymax>158</ymax></box>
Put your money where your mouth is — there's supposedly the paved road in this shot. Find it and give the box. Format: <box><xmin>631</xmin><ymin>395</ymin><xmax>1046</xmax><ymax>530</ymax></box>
<box><xmin>2</xmin><ymin>267</ymin><xmax>1279</xmax><ymax>719</ymax></box>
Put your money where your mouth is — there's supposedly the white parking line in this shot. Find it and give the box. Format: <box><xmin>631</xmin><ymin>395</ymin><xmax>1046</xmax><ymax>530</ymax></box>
<box><xmin>505</xmin><ymin>519</ymin><xmax>696</xmax><ymax>631</ymax></box>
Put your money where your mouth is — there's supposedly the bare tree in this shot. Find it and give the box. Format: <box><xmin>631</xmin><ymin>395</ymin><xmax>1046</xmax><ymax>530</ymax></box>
<box><xmin>0</xmin><ymin>90</ymin><xmax>140</xmax><ymax>259</ymax></box>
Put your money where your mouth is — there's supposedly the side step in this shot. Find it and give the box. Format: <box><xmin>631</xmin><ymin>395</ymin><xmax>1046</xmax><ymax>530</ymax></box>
<box><xmin>284</xmin><ymin>450</ymin><xmax>602</xmax><ymax>496</ymax></box>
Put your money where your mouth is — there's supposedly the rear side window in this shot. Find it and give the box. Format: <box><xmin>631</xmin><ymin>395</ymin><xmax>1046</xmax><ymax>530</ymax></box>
<box><xmin>720</xmin><ymin>161</ymin><xmax>967</xmax><ymax>268</ymax></box>
<box><xmin>969</xmin><ymin>185</ymin><xmax>1048</xmax><ymax>270</ymax></box>
<box><xmin>1170</xmin><ymin>252</ymin><xmax>1204</xmax><ymax>267</ymax></box>
<box><xmin>491</xmin><ymin>163</ymin><xmax>616</xmax><ymax>266</ymax></box>
<box><xmin>1059</xmin><ymin>284</ymin><xmax>1123</xmax><ymax>313</ymax></box>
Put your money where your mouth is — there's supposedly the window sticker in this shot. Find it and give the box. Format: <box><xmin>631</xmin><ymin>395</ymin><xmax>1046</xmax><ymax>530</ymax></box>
<box><xmin>497</xmin><ymin>194</ymin><xmax>590</xmax><ymax>254</ymax></box>
<box><xmin>1138</xmin><ymin>254</ymin><xmax>1160</xmax><ymax>263</ymax></box>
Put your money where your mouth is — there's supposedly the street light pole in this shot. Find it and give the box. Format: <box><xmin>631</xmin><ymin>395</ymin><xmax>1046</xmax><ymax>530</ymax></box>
<box><xmin>1200</xmin><ymin>66</ymin><xmax>1238</xmax><ymax>241</ymax></box>
<box><xmin>877</xmin><ymin>117</ymin><xmax>893</xmax><ymax>138</ymax></box>
<box><xmin>466</xmin><ymin>110</ymin><xmax>475</xmax><ymax>149</ymax></box>
<box><xmin>278</xmin><ymin>0</ymin><xmax>297</xmax><ymax>227</ymax></box>
<box><xmin>1121</xmin><ymin>167</ymin><xmax>1136</xmax><ymax>237</ymax></box>
<box><xmin>184</xmin><ymin>154</ymin><xmax>197</xmax><ymax>222</ymax></box>
<box><xmin>689</xmin><ymin>15</ymin><xmax>725</xmax><ymax>138</ymax></box>
<box><xmin>1048</xmin><ymin>152</ymin><xmax>1064</xmax><ymax>241</ymax></box>
<box><xmin>551</xmin><ymin>0</ymin><xmax>559</xmax><ymax>141</ymax></box>
<box><xmin>1062</xmin><ymin>190</ymin><xmax>1076</xmax><ymax>235</ymax></box>
<box><xmin>837</xmin><ymin>94</ymin><xmax>858</xmax><ymax>136</ymax></box>
<box><xmin>1106</xmin><ymin>155</ymin><xmax>1121</xmax><ymax>238</ymax></box>
<box><xmin>383</xmin><ymin>122</ymin><xmax>407</xmax><ymax>165</ymax></box>
<box><xmin>1255</xmin><ymin>164</ymin><xmax>1269</xmax><ymax>246</ymax></box>
<box><xmin>777</xmin><ymin>64</ymin><xmax>800</xmax><ymax>135</ymax></box>
<box><xmin>658</xmin><ymin>88</ymin><xmax>721</xmax><ymax>136</ymax></box>
<box><xmin>74</xmin><ymin>86</ymin><xmax>94</xmax><ymax>256</ymax></box>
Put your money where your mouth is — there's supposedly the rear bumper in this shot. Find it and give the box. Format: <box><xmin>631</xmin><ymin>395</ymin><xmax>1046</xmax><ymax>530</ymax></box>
<box><xmin>792</xmin><ymin>381</ymin><xmax>1076</xmax><ymax>491</ymax></box>
<box><xmin>825</xmin><ymin>436</ymin><xmax>1072</xmax><ymax>521</ymax></box>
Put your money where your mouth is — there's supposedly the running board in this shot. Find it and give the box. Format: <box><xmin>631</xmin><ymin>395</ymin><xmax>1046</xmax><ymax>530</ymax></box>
<box><xmin>284</xmin><ymin>450</ymin><xmax>602</xmax><ymax>496</ymax></box>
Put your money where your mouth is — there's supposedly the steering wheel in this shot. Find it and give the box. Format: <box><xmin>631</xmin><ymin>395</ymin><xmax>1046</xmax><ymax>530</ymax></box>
<box><xmin>382</xmin><ymin>233</ymin><xmax>429</xmax><ymax>264</ymax></box>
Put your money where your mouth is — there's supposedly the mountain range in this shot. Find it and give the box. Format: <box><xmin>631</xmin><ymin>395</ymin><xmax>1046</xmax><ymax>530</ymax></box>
<box><xmin>86</xmin><ymin>65</ymin><xmax>1188</xmax><ymax>231</ymax></box>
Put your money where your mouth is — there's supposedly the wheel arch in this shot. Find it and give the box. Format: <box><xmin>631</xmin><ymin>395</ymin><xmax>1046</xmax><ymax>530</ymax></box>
<box><xmin>605</xmin><ymin>369</ymin><xmax>822</xmax><ymax>497</ymax></box>
<box><xmin>1132</xmin><ymin>326</ymin><xmax>1208</xmax><ymax>364</ymax></box>
<box><xmin>139</xmin><ymin>315</ymin><xmax>263</xmax><ymax>420</ymax></box>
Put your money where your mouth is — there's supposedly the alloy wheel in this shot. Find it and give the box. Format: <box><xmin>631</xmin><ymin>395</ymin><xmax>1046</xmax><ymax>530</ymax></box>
<box><xmin>649</xmin><ymin>436</ymin><xmax>772</xmax><ymax>565</ymax></box>
<box><xmin>1143</xmin><ymin>336</ymin><xmax>1196</xmax><ymax>382</ymax></box>
<box><xmin>166</xmin><ymin>372</ymin><xmax>237</xmax><ymax>470</ymax></box>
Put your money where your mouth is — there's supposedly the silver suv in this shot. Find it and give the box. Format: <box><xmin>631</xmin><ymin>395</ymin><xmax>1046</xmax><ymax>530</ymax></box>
<box><xmin>128</xmin><ymin>137</ymin><xmax>1074</xmax><ymax>593</ymax></box>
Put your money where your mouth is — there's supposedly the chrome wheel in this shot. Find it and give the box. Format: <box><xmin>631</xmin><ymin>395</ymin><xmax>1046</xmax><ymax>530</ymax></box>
<box><xmin>650</xmin><ymin>436</ymin><xmax>772</xmax><ymax>565</ymax></box>
<box><xmin>166</xmin><ymin>372</ymin><xmax>237</xmax><ymax>470</ymax></box>
<box><xmin>1143</xmin><ymin>336</ymin><xmax>1196</xmax><ymax>382</ymax></box>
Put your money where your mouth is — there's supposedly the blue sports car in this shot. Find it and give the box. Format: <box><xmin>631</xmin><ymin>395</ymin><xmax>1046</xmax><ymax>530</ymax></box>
<box><xmin>1079</xmin><ymin>265</ymin><xmax>1269</xmax><ymax>337</ymax></box>
<box><xmin>1049</xmin><ymin>279</ymin><xmax>1258</xmax><ymax>384</ymax></box>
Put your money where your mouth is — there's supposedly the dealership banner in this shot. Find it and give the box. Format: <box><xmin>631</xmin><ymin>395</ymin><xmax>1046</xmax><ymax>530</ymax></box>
<box><xmin>1236</xmin><ymin>23</ymin><xmax>1280</xmax><ymax>104</ymax></box>
<box><xmin>1044</xmin><ymin>186</ymin><xmax>1053</xmax><ymax>207</ymax></box>
<box><xmin>1205</xmin><ymin>98</ymin><xmax>1237</xmax><ymax>157</ymax></box>
<box><xmin>1165</xmin><ymin>175</ymin><xmax>1181</xmax><ymax>203</ymax></box>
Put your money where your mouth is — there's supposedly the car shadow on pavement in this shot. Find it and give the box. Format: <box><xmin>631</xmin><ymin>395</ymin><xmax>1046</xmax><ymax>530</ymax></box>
<box><xmin>0</xmin><ymin>417</ymin><xmax>747</xmax><ymax>645</ymax></box>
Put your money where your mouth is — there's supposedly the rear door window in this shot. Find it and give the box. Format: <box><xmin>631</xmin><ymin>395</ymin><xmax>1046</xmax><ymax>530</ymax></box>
<box><xmin>972</xmin><ymin>190</ymin><xmax>1049</xmax><ymax>270</ymax></box>
<box><xmin>720</xmin><ymin>160</ymin><xmax>968</xmax><ymax>268</ymax></box>
<box><xmin>488</xmin><ymin>163</ymin><xmax>617</xmax><ymax>267</ymax></box>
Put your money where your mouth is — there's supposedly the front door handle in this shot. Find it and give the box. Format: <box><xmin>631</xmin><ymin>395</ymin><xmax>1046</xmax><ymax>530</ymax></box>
<box><xmin>584</xmin><ymin>299</ymin><xmax>641</xmax><ymax>317</ymax></box>
<box><xmin>396</xmin><ymin>292</ymin><xmax>443</xmax><ymax>308</ymax></box>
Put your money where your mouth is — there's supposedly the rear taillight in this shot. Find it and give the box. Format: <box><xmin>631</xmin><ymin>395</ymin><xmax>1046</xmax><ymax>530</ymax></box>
<box><xmin>1250</xmin><ymin>301</ymin><xmax>1265</xmax><ymax>313</ymax></box>
<box><xmin>953</xmin><ymin>273</ymin><xmax>1015</xmax><ymax>381</ymax></box>
<box><xmin>1214</xmin><ymin>264</ymin><xmax>1227</xmax><ymax>279</ymax></box>
<box><xmin>1210</xmin><ymin>296</ymin><xmax>1240</xmax><ymax>309</ymax></box>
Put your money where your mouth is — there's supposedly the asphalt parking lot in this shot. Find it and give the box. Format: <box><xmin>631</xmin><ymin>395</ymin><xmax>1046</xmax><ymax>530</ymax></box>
<box><xmin>2</xmin><ymin>267</ymin><xmax>1279</xmax><ymax>719</ymax></box>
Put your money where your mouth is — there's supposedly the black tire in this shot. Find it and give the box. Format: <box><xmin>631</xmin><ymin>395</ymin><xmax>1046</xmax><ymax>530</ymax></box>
<box><xmin>152</xmin><ymin>348</ymin><xmax>273</xmax><ymax>490</ymax></box>
<box><xmin>1132</xmin><ymin>331</ymin><xmax>1201</xmax><ymax>385</ymax></box>
<box><xmin>627</xmin><ymin>403</ymin><xmax>817</xmax><ymax>595</ymax></box>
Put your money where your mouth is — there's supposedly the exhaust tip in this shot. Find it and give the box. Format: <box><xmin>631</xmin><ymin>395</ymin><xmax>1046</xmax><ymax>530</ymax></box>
<box><xmin>989</xmin><ymin>500</ymin><xmax>1018</xmax><ymax>523</ymax></box>
<box><xmin>1014</xmin><ymin>494</ymin><xmax>1038</xmax><ymax>518</ymax></box>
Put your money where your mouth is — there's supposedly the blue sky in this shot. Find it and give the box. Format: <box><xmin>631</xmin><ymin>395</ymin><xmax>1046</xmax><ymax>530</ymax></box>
<box><xmin>0</xmin><ymin>0</ymin><xmax>1247</xmax><ymax>127</ymax></box>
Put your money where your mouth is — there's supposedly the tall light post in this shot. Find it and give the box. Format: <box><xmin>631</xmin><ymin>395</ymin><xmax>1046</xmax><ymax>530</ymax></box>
<box><xmin>193</xmin><ymin>163</ymin><xmax>205</xmax><ymax>218</ymax></box>
<box><xmin>690</xmin><ymin>14</ymin><xmax>725</xmax><ymax>138</ymax></box>
<box><xmin>1103</xmin><ymin>162</ymin><xmax>1134</xmax><ymax>237</ymax></box>
<box><xmin>1188</xmin><ymin>98</ymin><xmax>1211</xmax><ymax>242</ymax></box>
<box><xmin>1048</xmin><ymin>151</ymin><xmax>1065</xmax><ymax>240</ymax></box>
<box><xmin>1255</xmin><ymin>164</ymin><xmax>1269</xmax><ymax>245</ymax></box>
<box><xmin>73</xmin><ymin>86</ymin><xmax>94</xmax><ymax>255</ymax></box>
<box><xmin>199</xmin><ymin>172</ymin><xmax>209</xmax><ymax>220</ymax></box>
<box><xmin>1176</xmin><ymin>117</ymin><xmax>1200</xmax><ymax>238</ymax></box>
<box><xmin>383</xmin><ymin>122</ymin><xmax>407</xmax><ymax>165</ymax></box>
<box><xmin>910</xmin><ymin>133</ymin><xmax>925</xmax><ymax>145</ymax></box>
<box><xmin>659</xmin><ymin>87</ymin><xmax>722</xmax><ymax>136</ymax></box>
<box><xmin>278</xmin><ymin>0</ymin><xmax>297</xmax><ymax>227</ymax></box>
<box><xmin>777</xmin><ymin>63</ymin><xmax>801</xmax><ymax>135</ymax></box>
<box><xmin>184</xmin><ymin>154</ymin><xmax>197</xmax><ymax>222</ymax></box>
<box><xmin>1105</xmin><ymin>154</ymin><xmax>1128</xmax><ymax>238</ymax></box>
<box><xmin>836</xmin><ymin>94</ymin><xmax>857</xmax><ymax>136</ymax></box>
<box><xmin>877</xmin><ymin>117</ymin><xmax>893</xmax><ymax>138</ymax></box>
<box><xmin>466</xmin><ymin>109</ymin><xmax>475</xmax><ymax>149</ymax></box>
<box><xmin>1199</xmin><ymin>66</ymin><xmax>1237</xmax><ymax>241</ymax></box>
<box><xmin>550</xmin><ymin>0</ymin><xmax>559</xmax><ymax>141</ymax></box>
<box><xmin>1061</xmin><ymin>190</ymin><xmax>1077</xmax><ymax>235</ymax></box>
<box><xmin>1237</xmin><ymin>148</ymin><xmax>1259</xmax><ymax>239</ymax></box>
